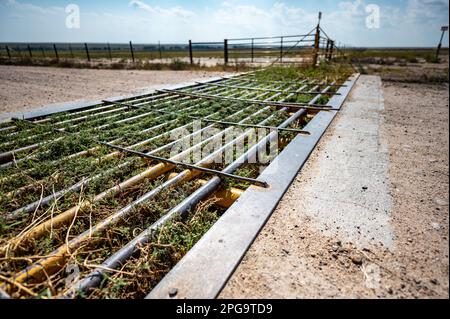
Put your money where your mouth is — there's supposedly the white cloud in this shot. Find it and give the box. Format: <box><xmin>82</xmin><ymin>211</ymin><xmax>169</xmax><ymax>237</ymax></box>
<box><xmin>406</xmin><ymin>0</ymin><xmax>449</xmax><ymax>21</ymax></box>
<box><xmin>129</xmin><ymin>0</ymin><xmax>195</xmax><ymax>19</ymax></box>
<box><xmin>2</xmin><ymin>0</ymin><xmax>63</xmax><ymax>15</ymax></box>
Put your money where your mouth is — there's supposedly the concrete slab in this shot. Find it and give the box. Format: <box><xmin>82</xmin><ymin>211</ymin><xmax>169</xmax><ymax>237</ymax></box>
<box><xmin>298</xmin><ymin>75</ymin><xmax>393</xmax><ymax>249</ymax></box>
<box><xmin>220</xmin><ymin>75</ymin><xmax>394</xmax><ymax>298</ymax></box>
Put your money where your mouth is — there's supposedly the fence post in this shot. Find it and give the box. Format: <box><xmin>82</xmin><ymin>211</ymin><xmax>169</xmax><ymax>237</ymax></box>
<box><xmin>5</xmin><ymin>46</ymin><xmax>11</xmax><ymax>59</ymax></box>
<box><xmin>53</xmin><ymin>44</ymin><xmax>59</xmax><ymax>60</ymax></box>
<box><xmin>41</xmin><ymin>46</ymin><xmax>45</xmax><ymax>58</ymax></box>
<box><xmin>17</xmin><ymin>46</ymin><xmax>22</xmax><ymax>58</ymax></box>
<box><xmin>27</xmin><ymin>45</ymin><xmax>32</xmax><ymax>59</ymax></box>
<box><xmin>129</xmin><ymin>41</ymin><xmax>135</xmax><ymax>63</ymax></box>
<box><xmin>329</xmin><ymin>40</ymin><xmax>334</xmax><ymax>61</ymax></box>
<box><xmin>280</xmin><ymin>37</ymin><xmax>284</xmax><ymax>63</ymax></box>
<box><xmin>106</xmin><ymin>42</ymin><xmax>112</xmax><ymax>61</ymax></box>
<box><xmin>224</xmin><ymin>39</ymin><xmax>228</xmax><ymax>64</ymax></box>
<box><xmin>84</xmin><ymin>43</ymin><xmax>90</xmax><ymax>62</ymax></box>
<box><xmin>325</xmin><ymin>39</ymin><xmax>330</xmax><ymax>61</ymax></box>
<box><xmin>251</xmin><ymin>38</ymin><xmax>254</xmax><ymax>63</ymax></box>
<box><xmin>69</xmin><ymin>44</ymin><xmax>74</xmax><ymax>59</ymax></box>
<box><xmin>189</xmin><ymin>40</ymin><xmax>193</xmax><ymax>65</ymax></box>
<box><xmin>312</xmin><ymin>25</ymin><xmax>320</xmax><ymax>67</ymax></box>
<box><xmin>158</xmin><ymin>41</ymin><xmax>162</xmax><ymax>60</ymax></box>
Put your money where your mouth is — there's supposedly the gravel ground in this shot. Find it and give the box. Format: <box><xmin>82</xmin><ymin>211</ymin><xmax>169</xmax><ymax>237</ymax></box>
<box><xmin>221</xmin><ymin>79</ymin><xmax>449</xmax><ymax>299</ymax></box>
<box><xmin>0</xmin><ymin>65</ymin><xmax>230</xmax><ymax>118</ymax></box>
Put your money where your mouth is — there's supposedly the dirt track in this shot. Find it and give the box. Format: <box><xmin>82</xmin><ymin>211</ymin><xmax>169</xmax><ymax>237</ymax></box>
<box><xmin>221</xmin><ymin>79</ymin><xmax>449</xmax><ymax>299</ymax></box>
<box><xmin>0</xmin><ymin>65</ymin><xmax>230</xmax><ymax>118</ymax></box>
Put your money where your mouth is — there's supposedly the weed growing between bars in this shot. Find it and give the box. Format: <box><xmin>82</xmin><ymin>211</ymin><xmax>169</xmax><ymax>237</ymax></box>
<box><xmin>83</xmin><ymin>197</ymin><xmax>222</xmax><ymax>299</ymax></box>
<box><xmin>253</xmin><ymin>63</ymin><xmax>354</xmax><ymax>83</ymax></box>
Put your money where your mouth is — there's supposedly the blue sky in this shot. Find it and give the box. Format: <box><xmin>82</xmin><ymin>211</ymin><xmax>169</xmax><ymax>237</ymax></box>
<box><xmin>0</xmin><ymin>0</ymin><xmax>448</xmax><ymax>47</ymax></box>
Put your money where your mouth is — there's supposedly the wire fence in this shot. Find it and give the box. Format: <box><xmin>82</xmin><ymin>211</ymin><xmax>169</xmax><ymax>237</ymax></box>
<box><xmin>0</xmin><ymin>27</ymin><xmax>337</xmax><ymax>66</ymax></box>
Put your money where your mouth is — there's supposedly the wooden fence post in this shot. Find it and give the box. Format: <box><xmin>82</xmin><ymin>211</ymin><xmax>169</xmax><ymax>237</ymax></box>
<box><xmin>280</xmin><ymin>37</ymin><xmax>284</xmax><ymax>62</ymax></box>
<box><xmin>84</xmin><ymin>43</ymin><xmax>91</xmax><ymax>62</ymax></box>
<box><xmin>158</xmin><ymin>41</ymin><xmax>162</xmax><ymax>60</ymax></box>
<box><xmin>329</xmin><ymin>41</ymin><xmax>334</xmax><ymax>61</ymax></box>
<box><xmin>189</xmin><ymin>40</ymin><xmax>193</xmax><ymax>65</ymax></box>
<box><xmin>251</xmin><ymin>38</ymin><xmax>254</xmax><ymax>63</ymax></box>
<box><xmin>5</xmin><ymin>46</ymin><xmax>11</xmax><ymax>59</ymax></box>
<box><xmin>53</xmin><ymin>44</ymin><xmax>59</xmax><ymax>60</ymax></box>
<box><xmin>312</xmin><ymin>25</ymin><xmax>320</xmax><ymax>67</ymax></box>
<box><xmin>69</xmin><ymin>44</ymin><xmax>74</xmax><ymax>59</ymax></box>
<box><xmin>325</xmin><ymin>39</ymin><xmax>330</xmax><ymax>61</ymax></box>
<box><xmin>129</xmin><ymin>41</ymin><xmax>135</xmax><ymax>63</ymax></box>
<box><xmin>224</xmin><ymin>39</ymin><xmax>228</xmax><ymax>64</ymax></box>
<box><xmin>27</xmin><ymin>45</ymin><xmax>32</xmax><ymax>58</ymax></box>
<box><xmin>107</xmin><ymin>43</ymin><xmax>112</xmax><ymax>61</ymax></box>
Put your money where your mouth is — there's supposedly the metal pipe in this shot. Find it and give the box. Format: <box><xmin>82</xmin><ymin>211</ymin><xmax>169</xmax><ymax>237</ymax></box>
<box><xmin>1</xmin><ymin>88</ymin><xmax>275</xmax><ymax>245</ymax></box>
<box><xmin>62</xmin><ymin>83</ymin><xmax>302</xmax><ymax>295</ymax></box>
<box><xmin>160</xmin><ymin>89</ymin><xmax>337</xmax><ymax>110</ymax></box>
<box><xmin>0</xmin><ymin>83</ymin><xmax>292</xmax><ymax>293</ymax></box>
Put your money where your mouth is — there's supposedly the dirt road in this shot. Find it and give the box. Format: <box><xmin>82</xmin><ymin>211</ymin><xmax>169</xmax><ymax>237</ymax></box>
<box><xmin>0</xmin><ymin>65</ymin><xmax>230</xmax><ymax>118</ymax></box>
<box><xmin>221</xmin><ymin>78</ymin><xmax>449</xmax><ymax>299</ymax></box>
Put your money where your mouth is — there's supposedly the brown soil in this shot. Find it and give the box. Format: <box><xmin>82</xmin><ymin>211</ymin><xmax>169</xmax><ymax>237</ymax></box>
<box><xmin>221</xmin><ymin>80</ymin><xmax>449</xmax><ymax>299</ymax></box>
<box><xmin>0</xmin><ymin>65</ymin><xmax>230</xmax><ymax>118</ymax></box>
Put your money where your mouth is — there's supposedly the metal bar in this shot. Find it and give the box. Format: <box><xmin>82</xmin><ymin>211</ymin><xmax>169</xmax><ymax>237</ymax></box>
<box><xmin>62</xmin><ymin>83</ymin><xmax>300</xmax><ymax>296</ymax></box>
<box><xmin>103</xmin><ymin>100</ymin><xmax>309</xmax><ymax>134</ymax></box>
<box><xmin>195</xmin><ymin>82</ymin><xmax>341</xmax><ymax>95</ymax></box>
<box><xmin>228</xmin><ymin>34</ymin><xmax>313</xmax><ymax>41</ymax></box>
<box><xmin>227</xmin><ymin>77</ymin><xmax>346</xmax><ymax>87</ymax></box>
<box><xmin>0</xmin><ymin>83</ymin><xmax>239</xmax><ymax>168</ymax></box>
<box><xmin>159</xmin><ymin>89</ymin><xmax>338</xmax><ymax>111</ymax></box>
<box><xmin>3</xmin><ymin>87</ymin><xmax>267</xmax><ymax>216</ymax></box>
<box><xmin>146</xmin><ymin>77</ymin><xmax>357</xmax><ymax>299</ymax></box>
<box><xmin>102</xmin><ymin>143</ymin><xmax>268</xmax><ymax>188</ymax></box>
<box><xmin>4</xmin><ymin>91</ymin><xmax>270</xmax><ymax>244</ymax></box>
